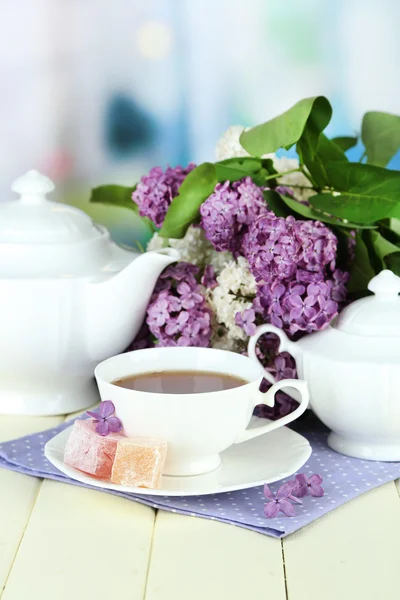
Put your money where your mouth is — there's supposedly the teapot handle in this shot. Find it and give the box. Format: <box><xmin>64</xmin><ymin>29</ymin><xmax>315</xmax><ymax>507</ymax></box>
<box><xmin>248</xmin><ymin>324</ymin><xmax>300</xmax><ymax>385</ymax></box>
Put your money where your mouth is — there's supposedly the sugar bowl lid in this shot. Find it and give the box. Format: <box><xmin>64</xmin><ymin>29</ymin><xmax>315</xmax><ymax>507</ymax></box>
<box><xmin>0</xmin><ymin>170</ymin><xmax>115</xmax><ymax>278</ymax></box>
<box><xmin>334</xmin><ymin>270</ymin><xmax>400</xmax><ymax>337</ymax></box>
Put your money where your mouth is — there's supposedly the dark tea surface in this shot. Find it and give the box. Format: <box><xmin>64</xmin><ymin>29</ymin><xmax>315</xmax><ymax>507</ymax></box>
<box><xmin>113</xmin><ymin>371</ymin><xmax>248</xmax><ymax>394</ymax></box>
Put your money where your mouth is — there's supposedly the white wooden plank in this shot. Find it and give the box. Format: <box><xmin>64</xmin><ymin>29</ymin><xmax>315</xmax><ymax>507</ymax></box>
<box><xmin>0</xmin><ymin>416</ymin><xmax>62</xmax><ymax>597</ymax></box>
<box><xmin>145</xmin><ymin>512</ymin><xmax>286</xmax><ymax>600</ymax></box>
<box><xmin>2</xmin><ymin>480</ymin><xmax>156</xmax><ymax>600</ymax></box>
<box><xmin>283</xmin><ymin>482</ymin><xmax>400</xmax><ymax>600</ymax></box>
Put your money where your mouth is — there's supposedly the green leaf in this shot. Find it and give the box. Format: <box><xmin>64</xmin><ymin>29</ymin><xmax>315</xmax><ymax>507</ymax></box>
<box><xmin>89</xmin><ymin>184</ymin><xmax>137</xmax><ymax>210</ymax></box>
<box><xmin>214</xmin><ymin>158</ymin><xmax>278</xmax><ymax>186</ymax></box>
<box><xmin>215</xmin><ymin>157</ymin><xmax>261</xmax><ymax>180</ymax></box>
<box><xmin>240</xmin><ymin>96</ymin><xmax>332</xmax><ymax>158</ymax></box>
<box><xmin>159</xmin><ymin>163</ymin><xmax>217</xmax><ymax>239</ymax></box>
<box><xmin>384</xmin><ymin>252</ymin><xmax>400</xmax><ymax>276</ymax></box>
<box><xmin>309</xmin><ymin>162</ymin><xmax>400</xmax><ymax>223</ymax></box>
<box><xmin>348</xmin><ymin>231</ymin><xmax>376</xmax><ymax>293</ymax></box>
<box><xmin>362</xmin><ymin>111</ymin><xmax>400</xmax><ymax>167</ymax></box>
<box><xmin>278</xmin><ymin>193</ymin><xmax>374</xmax><ymax>229</ymax></box>
<box><xmin>364</xmin><ymin>230</ymin><xmax>399</xmax><ymax>269</ymax></box>
<box><xmin>377</xmin><ymin>219</ymin><xmax>400</xmax><ymax>246</ymax></box>
<box><xmin>298</xmin><ymin>133</ymin><xmax>348</xmax><ymax>188</ymax></box>
<box><xmin>263</xmin><ymin>190</ymin><xmax>292</xmax><ymax>218</ymax></box>
<box><xmin>331</xmin><ymin>136</ymin><xmax>358</xmax><ymax>152</ymax></box>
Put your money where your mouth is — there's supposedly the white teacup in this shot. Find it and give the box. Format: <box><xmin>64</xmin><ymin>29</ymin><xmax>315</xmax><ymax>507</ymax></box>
<box><xmin>95</xmin><ymin>346</ymin><xmax>309</xmax><ymax>476</ymax></box>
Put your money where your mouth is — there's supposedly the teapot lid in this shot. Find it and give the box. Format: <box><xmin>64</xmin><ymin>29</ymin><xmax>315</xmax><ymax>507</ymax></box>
<box><xmin>334</xmin><ymin>270</ymin><xmax>400</xmax><ymax>337</ymax></box>
<box><xmin>1</xmin><ymin>170</ymin><xmax>101</xmax><ymax>244</ymax></box>
<box><xmin>0</xmin><ymin>170</ymin><xmax>132</xmax><ymax>278</ymax></box>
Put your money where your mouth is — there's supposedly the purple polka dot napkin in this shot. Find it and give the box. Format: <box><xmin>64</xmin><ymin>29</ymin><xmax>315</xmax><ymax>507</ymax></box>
<box><xmin>0</xmin><ymin>414</ymin><xmax>399</xmax><ymax>538</ymax></box>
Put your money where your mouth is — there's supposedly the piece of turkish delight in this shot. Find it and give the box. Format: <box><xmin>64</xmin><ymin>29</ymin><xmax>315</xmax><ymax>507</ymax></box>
<box><xmin>64</xmin><ymin>419</ymin><xmax>121</xmax><ymax>479</ymax></box>
<box><xmin>111</xmin><ymin>437</ymin><xmax>167</xmax><ymax>489</ymax></box>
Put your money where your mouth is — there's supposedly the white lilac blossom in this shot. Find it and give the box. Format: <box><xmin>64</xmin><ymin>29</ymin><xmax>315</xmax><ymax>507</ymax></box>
<box><xmin>147</xmin><ymin>226</ymin><xmax>213</xmax><ymax>268</ymax></box>
<box><xmin>207</xmin><ymin>257</ymin><xmax>257</xmax><ymax>342</ymax></box>
<box><xmin>208</xmin><ymin>284</ymin><xmax>253</xmax><ymax>342</ymax></box>
<box><xmin>216</xmin><ymin>257</ymin><xmax>257</xmax><ymax>296</ymax></box>
<box><xmin>215</xmin><ymin>125</ymin><xmax>248</xmax><ymax>161</ymax></box>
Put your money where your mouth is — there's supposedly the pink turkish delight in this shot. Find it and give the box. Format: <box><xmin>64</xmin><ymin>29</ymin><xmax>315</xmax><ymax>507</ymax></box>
<box><xmin>64</xmin><ymin>419</ymin><xmax>122</xmax><ymax>479</ymax></box>
<box><xmin>111</xmin><ymin>437</ymin><xmax>167</xmax><ymax>489</ymax></box>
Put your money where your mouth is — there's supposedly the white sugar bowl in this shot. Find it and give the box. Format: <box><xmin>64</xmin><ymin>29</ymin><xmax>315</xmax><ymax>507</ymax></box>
<box><xmin>250</xmin><ymin>270</ymin><xmax>400</xmax><ymax>461</ymax></box>
<box><xmin>0</xmin><ymin>171</ymin><xmax>179</xmax><ymax>416</ymax></box>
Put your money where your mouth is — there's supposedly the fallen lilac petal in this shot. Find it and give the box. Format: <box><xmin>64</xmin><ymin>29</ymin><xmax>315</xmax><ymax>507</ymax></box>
<box><xmin>276</xmin><ymin>482</ymin><xmax>293</xmax><ymax>499</ymax></box>
<box><xmin>263</xmin><ymin>483</ymin><xmax>274</xmax><ymax>500</ymax></box>
<box><xmin>106</xmin><ymin>416</ymin><xmax>123</xmax><ymax>433</ymax></box>
<box><xmin>294</xmin><ymin>473</ymin><xmax>309</xmax><ymax>498</ymax></box>
<box><xmin>86</xmin><ymin>410</ymin><xmax>100</xmax><ymax>421</ymax></box>
<box><xmin>278</xmin><ymin>498</ymin><xmax>296</xmax><ymax>517</ymax></box>
<box><xmin>264</xmin><ymin>502</ymin><xmax>280</xmax><ymax>518</ymax></box>
<box><xmin>99</xmin><ymin>400</ymin><xmax>116</xmax><ymax>418</ymax></box>
<box><xmin>96</xmin><ymin>420</ymin><xmax>110</xmax><ymax>437</ymax></box>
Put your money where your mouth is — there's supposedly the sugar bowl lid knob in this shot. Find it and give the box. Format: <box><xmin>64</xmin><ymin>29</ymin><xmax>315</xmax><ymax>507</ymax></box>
<box><xmin>368</xmin><ymin>269</ymin><xmax>400</xmax><ymax>299</ymax></box>
<box><xmin>11</xmin><ymin>170</ymin><xmax>55</xmax><ymax>204</ymax></box>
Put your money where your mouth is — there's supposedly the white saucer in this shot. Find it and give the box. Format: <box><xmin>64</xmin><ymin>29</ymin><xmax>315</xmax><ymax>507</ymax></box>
<box><xmin>44</xmin><ymin>418</ymin><xmax>312</xmax><ymax>497</ymax></box>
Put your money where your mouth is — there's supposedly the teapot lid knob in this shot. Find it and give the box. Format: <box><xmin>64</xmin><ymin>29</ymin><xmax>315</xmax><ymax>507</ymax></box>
<box><xmin>368</xmin><ymin>269</ymin><xmax>400</xmax><ymax>299</ymax></box>
<box><xmin>11</xmin><ymin>170</ymin><xmax>55</xmax><ymax>205</ymax></box>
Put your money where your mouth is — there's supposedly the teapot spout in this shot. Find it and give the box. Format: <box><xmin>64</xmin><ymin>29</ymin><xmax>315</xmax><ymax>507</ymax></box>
<box><xmin>85</xmin><ymin>248</ymin><xmax>180</xmax><ymax>361</ymax></box>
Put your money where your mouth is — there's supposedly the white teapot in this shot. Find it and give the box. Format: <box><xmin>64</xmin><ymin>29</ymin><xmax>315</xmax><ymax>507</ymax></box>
<box><xmin>0</xmin><ymin>171</ymin><xmax>179</xmax><ymax>415</ymax></box>
<box><xmin>249</xmin><ymin>270</ymin><xmax>400</xmax><ymax>461</ymax></box>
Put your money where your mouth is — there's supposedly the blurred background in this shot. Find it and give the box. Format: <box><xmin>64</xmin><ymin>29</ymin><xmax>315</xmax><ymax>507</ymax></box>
<box><xmin>1</xmin><ymin>0</ymin><xmax>399</xmax><ymax>247</ymax></box>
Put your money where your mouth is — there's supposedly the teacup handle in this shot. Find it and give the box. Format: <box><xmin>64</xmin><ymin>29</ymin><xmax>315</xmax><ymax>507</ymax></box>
<box><xmin>235</xmin><ymin>378</ymin><xmax>309</xmax><ymax>444</ymax></box>
<box><xmin>235</xmin><ymin>325</ymin><xmax>308</xmax><ymax>444</ymax></box>
<box><xmin>247</xmin><ymin>324</ymin><xmax>299</xmax><ymax>385</ymax></box>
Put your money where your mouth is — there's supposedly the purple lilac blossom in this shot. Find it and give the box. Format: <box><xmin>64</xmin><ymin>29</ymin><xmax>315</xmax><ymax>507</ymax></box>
<box><xmin>290</xmin><ymin>474</ymin><xmax>324</xmax><ymax>498</ymax></box>
<box><xmin>242</xmin><ymin>212</ymin><xmax>348</xmax><ymax>336</ymax></box>
<box><xmin>86</xmin><ymin>401</ymin><xmax>123</xmax><ymax>437</ymax></box>
<box><xmin>128</xmin><ymin>322</ymin><xmax>154</xmax><ymax>351</ymax></box>
<box><xmin>132</xmin><ymin>163</ymin><xmax>196</xmax><ymax>227</ymax></box>
<box><xmin>200</xmin><ymin>177</ymin><xmax>269</xmax><ymax>255</ymax></box>
<box><xmin>263</xmin><ymin>482</ymin><xmax>301</xmax><ymax>518</ymax></box>
<box><xmin>235</xmin><ymin>308</ymin><xmax>257</xmax><ymax>336</ymax></box>
<box><xmin>146</xmin><ymin>262</ymin><xmax>212</xmax><ymax>347</ymax></box>
<box><xmin>201</xmin><ymin>265</ymin><xmax>217</xmax><ymax>289</ymax></box>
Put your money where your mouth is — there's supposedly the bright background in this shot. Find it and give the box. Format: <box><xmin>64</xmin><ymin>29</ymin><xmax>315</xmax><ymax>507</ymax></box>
<box><xmin>1</xmin><ymin>0</ymin><xmax>399</xmax><ymax>247</ymax></box>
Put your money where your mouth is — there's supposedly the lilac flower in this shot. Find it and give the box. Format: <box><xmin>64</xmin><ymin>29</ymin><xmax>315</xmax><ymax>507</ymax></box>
<box><xmin>146</xmin><ymin>292</ymin><xmax>170</xmax><ymax>328</ymax></box>
<box><xmin>273</xmin><ymin>353</ymin><xmax>297</xmax><ymax>380</ymax></box>
<box><xmin>132</xmin><ymin>163</ymin><xmax>196</xmax><ymax>227</ymax></box>
<box><xmin>256</xmin><ymin>277</ymin><xmax>340</xmax><ymax>336</ymax></box>
<box><xmin>128</xmin><ymin>322</ymin><xmax>154</xmax><ymax>350</ymax></box>
<box><xmin>275</xmin><ymin>185</ymin><xmax>295</xmax><ymax>197</ymax></box>
<box><xmin>290</xmin><ymin>474</ymin><xmax>324</xmax><ymax>498</ymax></box>
<box><xmin>235</xmin><ymin>308</ymin><xmax>256</xmax><ymax>336</ymax></box>
<box><xmin>177</xmin><ymin>281</ymin><xmax>204</xmax><ymax>309</ymax></box>
<box><xmin>263</xmin><ymin>483</ymin><xmax>301</xmax><ymax>518</ymax></box>
<box><xmin>294</xmin><ymin>220</ymin><xmax>337</xmax><ymax>272</ymax></box>
<box><xmin>160</xmin><ymin>262</ymin><xmax>199</xmax><ymax>287</ymax></box>
<box><xmin>243</xmin><ymin>214</ymin><xmax>301</xmax><ymax>283</ymax></box>
<box><xmin>331</xmin><ymin>269</ymin><xmax>349</xmax><ymax>303</ymax></box>
<box><xmin>254</xmin><ymin>390</ymin><xmax>299</xmax><ymax>420</ymax></box>
<box><xmin>201</xmin><ymin>265</ymin><xmax>217</xmax><ymax>289</ymax></box>
<box><xmin>146</xmin><ymin>262</ymin><xmax>212</xmax><ymax>347</ymax></box>
<box><xmin>200</xmin><ymin>177</ymin><xmax>269</xmax><ymax>255</ymax></box>
<box><xmin>87</xmin><ymin>401</ymin><xmax>123</xmax><ymax>437</ymax></box>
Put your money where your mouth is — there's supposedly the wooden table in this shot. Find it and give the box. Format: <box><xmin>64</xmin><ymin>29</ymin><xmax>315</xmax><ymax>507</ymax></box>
<box><xmin>0</xmin><ymin>413</ymin><xmax>399</xmax><ymax>600</ymax></box>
